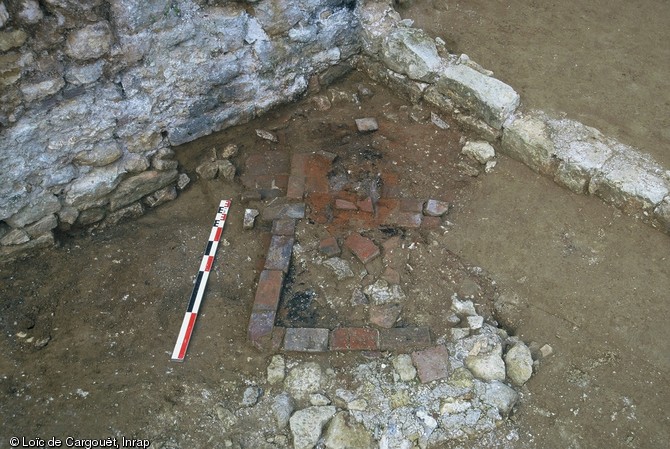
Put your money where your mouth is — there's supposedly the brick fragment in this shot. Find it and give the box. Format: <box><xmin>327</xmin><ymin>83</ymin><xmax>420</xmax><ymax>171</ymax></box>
<box><xmin>400</xmin><ymin>198</ymin><xmax>425</xmax><ymax>213</ymax></box>
<box><xmin>265</xmin><ymin>235</ymin><xmax>294</xmax><ymax>272</ymax></box>
<box><xmin>330</xmin><ymin>328</ymin><xmax>379</xmax><ymax>351</ymax></box>
<box><xmin>271</xmin><ymin>326</ymin><xmax>286</xmax><ymax>352</ymax></box>
<box><xmin>272</xmin><ymin>219</ymin><xmax>296</xmax><ymax>236</ymax></box>
<box><xmin>319</xmin><ymin>236</ymin><xmax>341</xmax><ymax>257</ymax></box>
<box><xmin>286</xmin><ymin>175</ymin><xmax>305</xmax><ymax>199</ymax></box>
<box><xmin>335</xmin><ymin>199</ymin><xmax>358</xmax><ymax>210</ymax></box>
<box><xmin>344</xmin><ymin>233</ymin><xmax>380</xmax><ymax>264</ymax></box>
<box><xmin>252</xmin><ymin>270</ymin><xmax>284</xmax><ymax>312</ymax></box>
<box><xmin>282</xmin><ymin>328</ymin><xmax>329</xmax><ymax>352</ymax></box>
<box><xmin>357</xmin><ymin>197</ymin><xmax>374</xmax><ymax>213</ymax></box>
<box><xmin>381</xmin><ymin>266</ymin><xmax>400</xmax><ymax>284</ymax></box>
<box><xmin>393</xmin><ymin>212</ymin><xmax>422</xmax><ymax>228</ymax></box>
<box><xmin>379</xmin><ymin>327</ymin><xmax>432</xmax><ymax>351</ymax></box>
<box><xmin>411</xmin><ymin>345</ymin><xmax>450</xmax><ymax>383</ymax></box>
<box><xmin>262</xmin><ymin>203</ymin><xmax>306</xmax><ymax>220</ymax></box>
<box><xmin>369</xmin><ymin>303</ymin><xmax>402</xmax><ymax>328</ymax></box>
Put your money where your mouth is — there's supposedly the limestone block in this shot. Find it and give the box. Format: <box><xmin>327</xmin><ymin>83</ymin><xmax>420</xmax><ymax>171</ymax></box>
<box><xmin>501</xmin><ymin>113</ymin><xmax>556</xmax><ymax>175</ymax></box>
<box><xmin>65</xmin><ymin>163</ymin><xmax>126</xmax><ymax>207</ymax></box>
<box><xmin>25</xmin><ymin>214</ymin><xmax>58</xmax><ymax>238</ymax></box>
<box><xmin>65</xmin><ymin>61</ymin><xmax>105</xmax><ymax>86</ymax></box>
<box><xmin>5</xmin><ymin>193</ymin><xmax>61</xmax><ymax>228</ymax></box>
<box><xmin>0</xmin><ymin>2</ymin><xmax>8</xmax><ymax>29</ymax></box>
<box><xmin>381</xmin><ymin>27</ymin><xmax>441</xmax><ymax>82</ymax></box>
<box><xmin>65</xmin><ymin>22</ymin><xmax>113</xmax><ymax>61</ymax></box>
<box><xmin>20</xmin><ymin>77</ymin><xmax>65</xmax><ymax>102</ymax></box>
<box><xmin>109</xmin><ymin>169</ymin><xmax>178</xmax><ymax>211</ymax></box>
<box><xmin>588</xmin><ymin>149</ymin><xmax>670</xmax><ymax>213</ymax></box>
<box><xmin>437</xmin><ymin>64</ymin><xmax>520</xmax><ymax>129</ymax></box>
<box><xmin>74</xmin><ymin>141</ymin><xmax>123</xmax><ymax>167</ymax></box>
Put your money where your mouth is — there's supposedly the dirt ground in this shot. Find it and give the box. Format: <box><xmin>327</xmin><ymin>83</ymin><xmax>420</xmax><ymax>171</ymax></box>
<box><xmin>400</xmin><ymin>0</ymin><xmax>670</xmax><ymax>168</ymax></box>
<box><xmin>2</xmin><ymin>3</ymin><xmax>670</xmax><ymax>447</ymax></box>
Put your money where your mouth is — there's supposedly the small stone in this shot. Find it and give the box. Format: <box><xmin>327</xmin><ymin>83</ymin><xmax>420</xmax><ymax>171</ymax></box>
<box><xmin>256</xmin><ymin>129</ymin><xmax>278</xmax><ymax>142</ymax></box>
<box><xmin>431</xmin><ymin>112</ymin><xmax>450</xmax><ymax>130</ymax></box>
<box><xmin>392</xmin><ymin>354</ymin><xmax>417</xmax><ymax>381</ymax></box>
<box><xmin>355</xmin><ymin>117</ymin><xmax>379</xmax><ymax>132</ymax></box>
<box><xmin>423</xmin><ymin>199</ymin><xmax>450</xmax><ymax>217</ymax></box>
<box><xmin>462</xmin><ymin>141</ymin><xmax>496</xmax><ymax>164</ymax></box>
<box><xmin>220</xmin><ymin>144</ymin><xmax>239</xmax><ymax>159</ymax></box>
<box><xmin>243</xmin><ymin>209</ymin><xmax>259</xmax><ymax>230</ymax></box>
<box><xmin>284</xmin><ymin>362</ymin><xmax>324</xmax><ymax>401</ymax></box>
<box><xmin>539</xmin><ymin>344</ymin><xmax>554</xmax><ymax>358</ymax></box>
<box><xmin>346</xmin><ymin>398</ymin><xmax>368</xmax><ymax>411</ymax></box>
<box><xmin>310</xmin><ymin>393</ymin><xmax>331</xmax><ymax>406</ymax></box>
<box><xmin>216</xmin><ymin>405</ymin><xmax>238</xmax><ymax>432</ymax></box>
<box><xmin>267</xmin><ymin>355</ymin><xmax>285</xmax><ymax>385</ymax></box>
<box><xmin>465</xmin><ymin>345</ymin><xmax>506</xmax><ymax>382</ymax></box>
<box><xmin>242</xmin><ymin>386</ymin><xmax>262</xmax><ymax>407</ymax></box>
<box><xmin>466</xmin><ymin>315</ymin><xmax>484</xmax><ymax>330</ymax></box>
<box><xmin>323</xmin><ymin>411</ymin><xmax>375</xmax><ymax>449</ymax></box>
<box><xmin>364</xmin><ymin>279</ymin><xmax>406</xmax><ymax>305</ymax></box>
<box><xmin>312</xmin><ymin>95</ymin><xmax>332</xmax><ymax>111</ymax></box>
<box><xmin>1</xmin><ymin>229</ymin><xmax>29</xmax><ymax>246</ymax></box>
<box><xmin>217</xmin><ymin>159</ymin><xmax>236</xmax><ymax>181</ymax></box>
<box><xmin>485</xmin><ymin>160</ymin><xmax>497</xmax><ymax>173</ymax></box>
<box><xmin>350</xmin><ymin>288</ymin><xmax>368</xmax><ymax>305</ymax></box>
<box><xmin>505</xmin><ymin>342</ymin><xmax>533</xmax><ymax>386</ymax></box>
<box><xmin>196</xmin><ymin>161</ymin><xmax>218</xmax><ymax>180</ymax></box>
<box><xmin>450</xmin><ymin>328</ymin><xmax>470</xmax><ymax>340</ymax></box>
<box><xmin>289</xmin><ymin>406</ymin><xmax>336</xmax><ymax>449</ymax></box>
<box><xmin>458</xmin><ymin>161</ymin><xmax>481</xmax><ymax>177</ymax></box>
<box><xmin>273</xmin><ymin>393</ymin><xmax>294</xmax><ymax>429</ymax></box>
<box><xmin>177</xmin><ymin>173</ymin><xmax>191</xmax><ymax>190</ymax></box>
<box><xmin>357</xmin><ymin>84</ymin><xmax>374</xmax><ymax>98</ymax></box>
<box><xmin>482</xmin><ymin>381</ymin><xmax>519</xmax><ymax>415</ymax></box>
<box><xmin>65</xmin><ymin>22</ymin><xmax>112</xmax><ymax>60</ymax></box>
<box><xmin>451</xmin><ymin>297</ymin><xmax>477</xmax><ymax>316</ymax></box>
<box><xmin>144</xmin><ymin>186</ymin><xmax>177</xmax><ymax>208</ymax></box>
<box><xmin>323</xmin><ymin>257</ymin><xmax>354</xmax><ymax>280</ymax></box>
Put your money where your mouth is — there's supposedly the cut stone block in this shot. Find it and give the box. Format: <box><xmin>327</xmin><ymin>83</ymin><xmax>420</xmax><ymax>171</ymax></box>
<box><xmin>501</xmin><ymin>112</ymin><xmax>556</xmax><ymax>175</ymax></box>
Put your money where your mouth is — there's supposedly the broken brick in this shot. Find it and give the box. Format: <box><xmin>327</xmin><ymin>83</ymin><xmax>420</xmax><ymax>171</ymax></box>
<box><xmin>335</xmin><ymin>199</ymin><xmax>358</xmax><ymax>210</ymax></box>
<box><xmin>369</xmin><ymin>303</ymin><xmax>402</xmax><ymax>328</ymax></box>
<box><xmin>393</xmin><ymin>212</ymin><xmax>422</xmax><ymax>228</ymax></box>
<box><xmin>271</xmin><ymin>326</ymin><xmax>286</xmax><ymax>352</ymax></box>
<box><xmin>286</xmin><ymin>175</ymin><xmax>305</xmax><ymax>199</ymax></box>
<box><xmin>411</xmin><ymin>345</ymin><xmax>450</xmax><ymax>383</ymax></box>
<box><xmin>357</xmin><ymin>197</ymin><xmax>374</xmax><ymax>213</ymax></box>
<box><xmin>319</xmin><ymin>236</ymin><xmax>341</xmax><ymax>257</ymax></box>
<box><xmin>344</xmin><ymin>233</ymin><xmax>380</xmax><ymax>264</ymax></box>
<box><xmin>400</xmin><ymin>198</ymin><xmax>425</xmax><ymax>213</ymax></box>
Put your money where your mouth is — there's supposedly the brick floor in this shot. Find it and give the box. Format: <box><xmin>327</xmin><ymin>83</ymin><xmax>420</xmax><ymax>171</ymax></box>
<box><xmin>335</xmin><ymin>199</ymin><xmax>358</xmax><ymax>210</ymax></box>
<box><xmin>344</xmin><ymin>233</ymin><xmax>380</xmax><ymax>264</ymax></box>
<box><xmin>357</xmin><ymin>197</ymin><xmax>374</xmax><ymax>213</ymax></box>
<box><xmin>400</xmin><ymin>198</ymin><xmax>425</xmax><ymax>213</ymax></box>
<box><xmin>252</xmin><ymin>270</ymin><xmax>284</xmax><ymax>312</ymax></box>
<box><xmin>262</xmin><ymin>203</ymin><xmax>306</xmax><ymax>220</ymax></box>
<box><xmin>264</xmin><ymin>235</ymin><xmax>294</xmax><ymax>272</ymax></box>
<box><xmin>392</xmin><ymin>211</ymin><xmax>422</xmax><ymax>228</ymax></box>
<box><xmin>286</xmin><ymin>175</ymin><xmax>305</xmax><ymax>199</ymax></box>
<box><xmin>379</xmin><ymin>327</ymin><xmax>432</xmax><ymax>351</ymax></box>
<box><xmin>411</xmin><ymin>345</ymin><xmax>450</xmax><ymax>383</ymax></box>
<box><xmin>282</xmin><ymin>327</ymin><xmax>330</xmax><ymax>352</ymax></box>
<box><xmin>330</xmin><ymin>327</ymin><xmax>379</xmax><ymax>351</ymax></box>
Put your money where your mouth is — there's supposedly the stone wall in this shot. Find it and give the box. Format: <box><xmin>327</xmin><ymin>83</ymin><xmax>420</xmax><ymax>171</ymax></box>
<box><xmin>0</xmin><ymin>0</ymin><xmax>360</xmax><ymax>261</ymax></box>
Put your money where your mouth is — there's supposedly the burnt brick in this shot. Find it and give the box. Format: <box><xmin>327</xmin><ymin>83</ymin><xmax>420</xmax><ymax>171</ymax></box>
<box><xmin>282</xmin><ymin>328</ymin><xmax>329</xmax><ymax>352</ymax></box>
<box><xmin>264</xmin><ymin>235</ymin><xmax>294</xmax><ymax>272</ymax></box>
<box><xmin>319</xmin><ymin>236</ymin><xmax>341</xmax><ymax>257</ymax></box>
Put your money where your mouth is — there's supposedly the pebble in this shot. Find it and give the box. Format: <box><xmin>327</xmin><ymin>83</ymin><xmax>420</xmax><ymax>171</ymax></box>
<box><xmin>392</xmin><ymin>354</ymin><xmax>417</xmax><ymax>381</ymax></box>
<box><xmin>266</xmin><ymin>355</ymin><xmax>285</xmax><ymax>385</ymax></box>
<box><xmin>505</xmin><ymin>342</ymin><xmax>534</xmax><ymax>386</ymax></box>
<box><xmin>243</xmin><ymin>208</ymin><xmax>259</xmax><ymax>230</ymax></box>
<box><xmin>256</xmin><ymin>129</ymin><xmax>278</xmax><ymax>142</ymax></box>
<box><xmin>355</xmin><ymin>117</ymin><xmax>379</xmax><ymax>132</ymax></box>
<box><xmin>242</xmin><ymin>386</ymin><xmax>262</xmax><ymax>407</ymax></box>
<box><xmin>540</xmin><ymin>343</ymin><xmax>554</xmax><ymax>358</ymax></box>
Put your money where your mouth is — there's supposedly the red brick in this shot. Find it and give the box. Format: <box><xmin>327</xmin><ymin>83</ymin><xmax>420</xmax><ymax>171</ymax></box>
<box><xmin>400</xmin><ymin>198</ymin><xmax>425</xmax><ymax>213</ymax></box>
<box><xmin>344</xmin><ymin>233</ymin><xmax>380</xmax><ymax>264</ymax></box>
<box><xmin>335</xmin><ymin>199</ymin><xmax>358</xmax><ymax>210</ymax></box>
<box><xmin>286</xmin><ymin>175</ymin><xmax>305</xmax><ymax>199</ymax></box>
<box><xmin>411</xmin><ymin>345</ymin><xmax>449</xmax><ymax>383</ymax></box>
<box><xmin>379</xmin><ymin>327</ymin><xmax>432</xmax><ymax>351</ymax></box>
<box><xmin>330</xmin><ymin>327</ymin><xmax>379</xmax><ymax>351</ymax></box>
<box><xmin>264</xmin><ymin>235</ymin><xmax>294</xmax><ymax>272</ymax></box>
<box><xmin>369</xmin><ymin>304</ymin><xmax>402</xmax><ymax>328</ymax></box>
<box><xmin>252</xmin><ymin>270</ymin><xmax>284</xmax><ymax>312</ymax></box>
<box><xmin>357</xmin><ymin>197</ymin><xmax>374</xmax><ymax>213</ymax></box>
<box><xmin>319</xmin><ymin>236</ymin><xmax>340</xmax><ymax>257</ymax></box>
<box><xmin>248</xmin><ymin>311</ymin><xmax>275</xmax><ymax>349</ymax></box>
<box><xmin>272</xmin><ymin>219</ymin><xmax>296</xmax><ymax>236</ymax></box>
<box><xmin>291</xmin><ymin>153</ymin><xmax>309</xmax><ymax>176</ymax></box>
